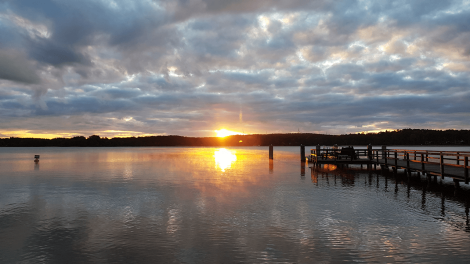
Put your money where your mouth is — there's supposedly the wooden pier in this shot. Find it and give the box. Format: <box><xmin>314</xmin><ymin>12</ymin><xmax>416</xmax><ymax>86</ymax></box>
<box><xmin>309</xmin><ymin>146</ymin><xmax>470</xmax><ymax>185</ymax></box>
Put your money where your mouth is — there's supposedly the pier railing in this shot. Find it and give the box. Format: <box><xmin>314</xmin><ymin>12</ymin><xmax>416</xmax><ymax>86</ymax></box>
<box><xmin>380</xmin><ymin>149</ymin><xmax>470</xmax><ymax>182</ymax></box>
<box><xmin>310</xmin><ymin>146</ymin><xmax>470</xmax><ymax>184</ymax></box>
<box><xmin>310</xmin><ymin>147</ymin><xmax>375</xmax><ymax>162</ymax></box>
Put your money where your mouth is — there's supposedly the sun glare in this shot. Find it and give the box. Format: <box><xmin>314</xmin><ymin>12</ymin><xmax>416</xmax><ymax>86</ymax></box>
<box><xmin>215</xmin><ymin>129</ymin><xmax>243</xmax><ymax>137</ymax></box>
<box><xmin>214</xmin><ymin>148</ymin><xmax>237</xmax><ymax>172</ymax></box>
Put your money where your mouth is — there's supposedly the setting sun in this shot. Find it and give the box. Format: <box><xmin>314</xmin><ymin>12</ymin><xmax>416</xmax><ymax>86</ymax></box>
<box><xmin>215</xmin><ymin>129</ymin><xmax>243</xmax><ymax>137</ymax></box>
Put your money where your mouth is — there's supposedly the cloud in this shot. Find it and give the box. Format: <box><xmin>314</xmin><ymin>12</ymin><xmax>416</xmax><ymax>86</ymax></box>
<box><xmin>0</xmin><ymin>49</ymin><xmax>41</xmax><ymax>84</ymax></box>
<box><xmin>0</xmin><ymin>0</ymin><xmax>470</xmax><ymax>137</ymax></box>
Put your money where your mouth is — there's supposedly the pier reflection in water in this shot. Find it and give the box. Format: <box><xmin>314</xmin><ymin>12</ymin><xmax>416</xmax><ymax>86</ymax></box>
<box><xmin>1</xmin><ymin>147</ymin><xmax>470</xmax><ymax>263</ymax></box>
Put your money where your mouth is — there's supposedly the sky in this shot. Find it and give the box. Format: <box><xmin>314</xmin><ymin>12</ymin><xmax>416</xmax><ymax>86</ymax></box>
<box><xmin>0</xmin><ymin>0</ymin><xmax>469</xmax><ymax>138</ymax></box>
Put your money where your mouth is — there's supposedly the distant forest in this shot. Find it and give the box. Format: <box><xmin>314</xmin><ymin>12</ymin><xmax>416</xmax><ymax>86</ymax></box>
<box><xmin>1</xmin><ymin>129</ymin><xmax>469</xmax><ymax>147</ymax></box>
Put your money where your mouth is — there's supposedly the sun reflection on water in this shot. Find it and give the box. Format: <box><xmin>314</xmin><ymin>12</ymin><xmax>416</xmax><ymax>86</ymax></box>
<box><xmin>214</xmin><ymin>148</ymin><xmax>237</xmax><ymax>172</ymax></box>
<box><xmin>324</xmin><ymin>164</ymin><xmax>337</xmax><ymax>171</ymax></box>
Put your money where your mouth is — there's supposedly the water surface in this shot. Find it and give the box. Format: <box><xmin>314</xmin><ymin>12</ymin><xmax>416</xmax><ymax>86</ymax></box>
<box><xmin>1</xmin><ymin>146</ymin><xmax>470</xmax><ymax>263</ymax></box>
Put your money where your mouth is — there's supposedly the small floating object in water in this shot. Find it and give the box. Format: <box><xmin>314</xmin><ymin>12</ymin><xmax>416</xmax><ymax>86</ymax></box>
<box><xmin>34</xmin><ymin>155</ymin><xmax>40</xmax><ymax>162</ymax></box>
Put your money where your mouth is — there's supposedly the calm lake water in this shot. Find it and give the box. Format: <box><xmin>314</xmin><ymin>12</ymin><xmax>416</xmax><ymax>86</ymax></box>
<box><xmin>1</xmin><ymin>146</ymin><xmax>470</xmax><ymax>263</ymax></box>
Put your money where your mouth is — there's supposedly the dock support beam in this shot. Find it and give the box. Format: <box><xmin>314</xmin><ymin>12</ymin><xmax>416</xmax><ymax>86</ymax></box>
<box><xmin>300</xmin><ymin>145</ymin><xmax>305</xmax><ymax>162</ymax></box>
<box><xmin>454</xmin><ymin>179</ymin><xmax>460</xmax><ymax>188</ymax></box>
<box><xmin>269</xmin><ymin>145</ymin><xmax>273</xmax><ymax>160</ymax></box>
<box><xmin>394</xmin><ymin>152</ymin><xmax>397</xmax><ymax>168</ymax></box>
<box><xmin>421</xmin><ymin>153</ymin><xmax>425</xmax><ymax>172</ymax></box>
<box><xmin>316</xmin><ymin>144</ymin><xmax>321</xmax><ymax>161</ymax></box>
<box><xmin>406</xmin><ymin>153</ymin><xmax>411</xmax><ymax>177</ymax></box>
<box><xmin>465</xmin><ymin>156</ymin><xmax>469</xmax><ymax>184</ymax></box>
<box><xmin>367</xmin><ymin>144</ymin><xmax>372</xmax><ymax>170</ymax></box>
<box><xmin>440</xmin><ymin>152</ymin><xmax>444</xmax><ymax>179</ymax></box>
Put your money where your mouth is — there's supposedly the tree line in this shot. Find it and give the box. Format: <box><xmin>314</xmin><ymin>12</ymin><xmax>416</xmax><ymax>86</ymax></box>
<box><xmin>1</xmin><ymin>129</ymin><xmax>469</xmax><ymax>147</ymax></box>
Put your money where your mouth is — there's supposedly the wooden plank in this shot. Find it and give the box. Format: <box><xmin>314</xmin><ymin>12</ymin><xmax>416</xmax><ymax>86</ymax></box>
<box><xmin>392</xmin><ymin>149</ymin><xmax>470</xmax><ymax>155</ymax></box>
<box><xmin>378</xmin><ymin>158</ymin><xmax>465</xmax><ymax>179</ymax></box>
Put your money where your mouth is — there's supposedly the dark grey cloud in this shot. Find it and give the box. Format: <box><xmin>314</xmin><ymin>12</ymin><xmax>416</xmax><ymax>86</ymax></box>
<box><xmin>92</xmin><ymin>88</ymin><xmax>143</xmax><ymax>100</ymax></box>
<box><xmin>35</xmin><ymin>96</ymin><xmax>137</xmax><ymax>116</ymax></box>
<box><xmin>27</xmin><ymin>38</ymin><xmax>91</xmax><ymax>66</ymax></box>
<box><xmin>0</xmin><ymin>49</ymin><xmax>41</xmax><ymax>84</ymax></box>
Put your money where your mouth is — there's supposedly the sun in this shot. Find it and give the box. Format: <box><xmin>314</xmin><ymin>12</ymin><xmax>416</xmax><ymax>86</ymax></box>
<box><xmin>215</xmin><ymin>129</ymin><xmax>243</xmax><ymax>137</ymax></box>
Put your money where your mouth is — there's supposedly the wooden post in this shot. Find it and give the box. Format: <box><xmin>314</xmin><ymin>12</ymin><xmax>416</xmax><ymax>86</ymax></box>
<box><xmin>269</xmin><ymin>145</ymin><xmax>273</xmax><ymax>160</ymax></box>
<box><xmin>421</xmin><ymin>153</ymin><xmax>425</xmax><ymax>172</ymax></box>
<box><xmin>454</xmin><ymin>179</ymin><xmax>460</xmax><ymax>188</ymax></box>
<box><xmin>34</xmin><ymin>155</ymin><xmax>40</xmax><ymax>162</ymax></box>
<box><xmin>375</xmin><ymin>151</ymin><xmax>379</xmax><ymax>169</ymax></box>
<box><xmin>440</xmin><ymin>152</ymin><xmax>444</xmax><ymax>179</ymax></box>
<box><xmin>316</xmin><ymin>144</ymin><xmax>321</xmax><ymax>161</ymax></box>
<box><xmin>406</xmin><ymin>153</ymin><xmax>410</xmax><ymax>176</ymax></box>
<box><xmin>384</xmin><ymin>149</ymin><xmax>388</xmax><ymax>165</ymax></box>
<box><xmin>465</xmin><ymin>156</ymin><xmax>468</xmax><ymax>184</ymax></box>
<box><xmin>457</xmin><ymin>152</ymin><xmax>460</xmax><ymax>165</ymax></box>
<box><xmin>426</xmin><ymin>151</ymin><xmax>428</xmax><ymax>162</ymax></box>
<box><xmin>300</xmin><ymin>145</ymin><xmax>305</xmax><ymax>161</ymax></box>
<box><xmin>367</xmin><ymin>144</ymin><xmax>372</xmax><ymax>160</ymax></box>
<box><xmin>414</xmin><ymin>151</ymin><xmax>416</xmax><ymax>160</ymax></box>
<box><xmin>394</xmin><ymin>151</ymin><xmax>397</xmax><ymax>168</ymax></box>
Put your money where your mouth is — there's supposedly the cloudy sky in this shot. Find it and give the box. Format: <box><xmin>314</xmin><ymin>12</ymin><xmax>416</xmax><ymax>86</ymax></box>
<box><xmin>0</xmin><ymin>0</ymin><xmax>469</xmax><ymax>138</ymax></box>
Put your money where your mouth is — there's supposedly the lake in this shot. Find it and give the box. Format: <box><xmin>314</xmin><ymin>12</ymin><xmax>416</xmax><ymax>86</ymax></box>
<box><xmin>1</xmin><ymin>146</ymin><xmax>470</xmax><ymax>263</ymax></box>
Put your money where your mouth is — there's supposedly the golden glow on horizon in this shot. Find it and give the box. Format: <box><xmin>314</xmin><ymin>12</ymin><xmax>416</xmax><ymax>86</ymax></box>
<box><xmin>0</xmin><ymin>130</ymin><xmax>77</xmax><ymax>139</ymax></box>
<box><xmin>214</xmin><ymin>148</ymin><xmax>237</xmax><ymax>172</ymax></box>
<box><xmin>0</xmin><ymin>130</ymin><xmax>159</xmax><ymax>139</ymax></box>
<box><xmin>215</xmin><ymin>129</ymin><xmax>243</xmax><ymax>137</ymax></box>
<box><xmin>102</xmin><ymin>130</ymin><xmax>158</xmax><ymax>138</ymax></box>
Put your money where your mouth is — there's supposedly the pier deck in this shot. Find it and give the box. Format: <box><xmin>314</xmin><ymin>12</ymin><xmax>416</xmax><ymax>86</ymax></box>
<box><xmin>309</xmin><ymin>146</ymin><xmax>470</xmax><ymax>184</ymax></box>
